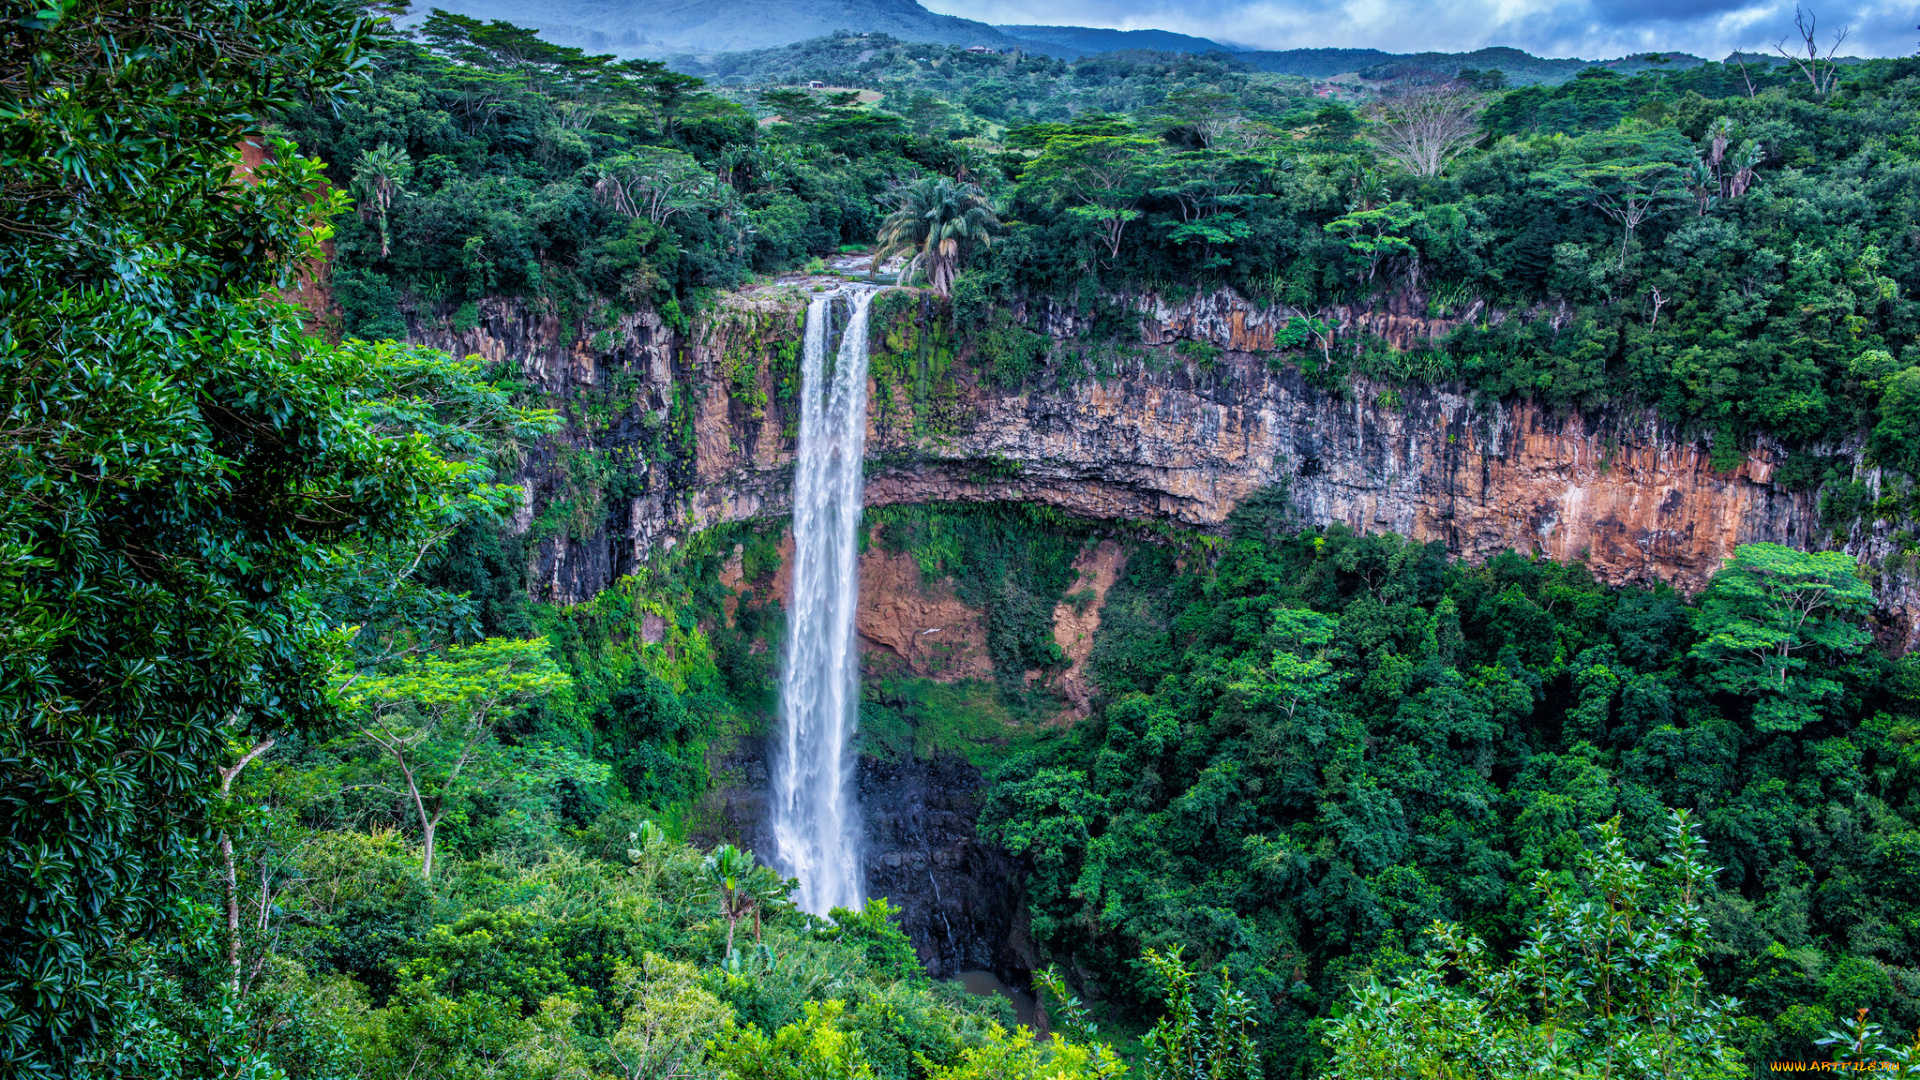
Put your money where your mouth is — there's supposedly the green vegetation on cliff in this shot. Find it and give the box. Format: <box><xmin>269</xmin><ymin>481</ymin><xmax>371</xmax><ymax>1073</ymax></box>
<box><xmin>277</xmin><ymin>12</ymin><xmax>988</xmax><ymax>340</ymax></box>
<box><xmin>9</xmin><ymin>1</ymin><xmax>1920</xmax><ymax>1078</ymax></box>
<box><xmin>300</xmin><ymin>11</ymin><xmax>1919</xmax><ymax>520</ymax></box>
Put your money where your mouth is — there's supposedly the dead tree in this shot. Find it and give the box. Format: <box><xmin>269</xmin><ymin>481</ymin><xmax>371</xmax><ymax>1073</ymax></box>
<box><xmin>1775</xmin><ymin>6</ymin><xmax>1850</xmax><ymax>96</ymax></box>
<box><xmin>1368</xmin><ymin>79</ymin><xmax>1484</xmax><ymax>178</ymax></box>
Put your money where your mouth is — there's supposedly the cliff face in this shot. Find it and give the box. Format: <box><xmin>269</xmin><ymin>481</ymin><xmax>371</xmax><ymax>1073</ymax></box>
<box><xmin>410</xmin><ymin>285</ymin><xmax>1918</xmax><ymax>651</ymax></box>
<box><xmin>693</xmin><ymin>730</ymin><xmax>1032</xmax><ymax>981</ymax></box>
<box><xmin>411</xmin><ymin>282</ymin><xmax>1916</xmax><ymax>972</ymax></box>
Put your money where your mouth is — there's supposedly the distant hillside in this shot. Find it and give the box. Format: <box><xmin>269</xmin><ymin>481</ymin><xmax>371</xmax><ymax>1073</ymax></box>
<box><xmin>994</xmin><ymin>24</ymin><xmax>1238</xmax><ymax>57</ymax></box>
<box><xmin>415</xmin><ymin>0</ymin><xmax>1023</xmax><ymax>56</ymax></box>
<box><xmin>414</xmin><ymin>0</ymin><xmax>1739</xmax><ymax>86</ymax></box>
<box><xmin>1231</xmin><ymin>47</ymin><xmax>1392</xmax><ymax>78</ymax></box>
<box><xmin>1237</xmin><ymin>46</ymin><xmax>1709</xmax><ymax>86</ymax></box>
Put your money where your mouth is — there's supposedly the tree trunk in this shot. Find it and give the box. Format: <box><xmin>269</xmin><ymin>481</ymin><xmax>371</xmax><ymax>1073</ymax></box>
<box><xmin>217</xmin><ymin>738</ymin><xmax>275</xmax><ymax>995</ymax></box>
<box><xmin>220</xmin><ymin>829</ymin><xmax>241</xmax><ymax>993</ymax></box>
<box><xmin>394</xmin><ymin>755</ymin><xmax>438</xmax><ymax>880</ymax></box>
<box><xmin>421</xmin><ymin>812</ymin><xmax>439</xmax><ymax>880</ymax></box>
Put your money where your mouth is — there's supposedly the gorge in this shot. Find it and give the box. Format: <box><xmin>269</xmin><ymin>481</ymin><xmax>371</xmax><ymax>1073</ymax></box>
<box><xmin>20</xmin><ymin>6</ymin><xmax>1920</xmax><ymax>1073</ymax></box>
<box><xmin>397</xmin><ymin>279</ymin><xmax>1920</xmax><ymax>984</ymax></box>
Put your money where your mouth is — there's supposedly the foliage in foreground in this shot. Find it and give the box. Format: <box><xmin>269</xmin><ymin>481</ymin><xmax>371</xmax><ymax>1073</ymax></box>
<box><xmin>0</xmin><ymin>0</ymin><xmax>552</xmax><ymax>1073</ymax></box>
<box><xmin>203</xmin><ymin>808</ymin><xmax>1036</xmax><ymax>1080</ymax></box>
<box><xmin>985</xmin><ymin>511</ymin><xmax>1920</xmax><ymax>1076</ymax></box>
<box><xmin>1324</xmin><ymin>811</ymin><xmax>1743</xmax><ymax>1079</ymax></box>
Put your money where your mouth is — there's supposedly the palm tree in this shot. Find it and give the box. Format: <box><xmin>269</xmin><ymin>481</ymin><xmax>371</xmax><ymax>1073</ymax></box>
<box><xmin>704</xmin><ymin>845</ymin><xmax>792</xmax><ymax>958</ymax></box>
<box><xmin>870</xmin><ymin>177</ymin><xmax>1000</xmax><ymax>296</ymax></box>
<box><xmin>352</xmin><ymin>142</ymin><xmax>411</xmax><ymax>258</ymax></box>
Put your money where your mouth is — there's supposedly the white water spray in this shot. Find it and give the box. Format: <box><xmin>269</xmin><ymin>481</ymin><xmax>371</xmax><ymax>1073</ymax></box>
<box><xmin>772</xmin><ymin>286</ymin><xmax>877</xmax><ymax>916</ymax></box>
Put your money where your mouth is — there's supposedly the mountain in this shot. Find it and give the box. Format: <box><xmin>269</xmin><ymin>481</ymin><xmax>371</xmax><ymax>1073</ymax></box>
<box><xmin>1236</xmin><ymin>46</ymin><xmax>1590</xmax><ymax>83</ymax></box>
<box><xmin>1234</xmin><ymin>45</ymin><xmax>1706</xmax><ymax>85</ymax></box>
<box><xmin>415</xmin><ymin>0</ymin><xmax>1024</xmax><ymax>56</ymax></box>
<box><xmin>992</xmin><ymin>24</ymin><xmax>1239</xmax><ymax>57</ymax></box>
<box><xmin>415</xmin><ymin>0</ymin><xmax>1718</xmax><ymax>84</ymax></box>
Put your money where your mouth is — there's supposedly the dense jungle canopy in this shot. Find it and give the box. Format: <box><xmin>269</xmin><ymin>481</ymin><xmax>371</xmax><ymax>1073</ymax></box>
<box><xmin>4</xmin><ymin>0</ymin><xmax>1920</xmax><ymax>1078</ymax></box>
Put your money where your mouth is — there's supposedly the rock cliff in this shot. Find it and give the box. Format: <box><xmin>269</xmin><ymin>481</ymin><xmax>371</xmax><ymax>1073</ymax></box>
<box><xmin>410</xmin><ymin>285</ymin><xmax>1919</xmax><ymax>652</ymax></box>
<box><xmin>410</xmin><ymin>281</ymin><xmax>1918</xmax><ymax>974</ymax></box>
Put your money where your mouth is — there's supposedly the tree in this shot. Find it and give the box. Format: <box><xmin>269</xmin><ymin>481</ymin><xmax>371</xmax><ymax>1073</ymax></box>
<box><xmin>614</xmin><ymin>58</ymin><xmax>711</xmax><ymax>139</ymax></box>
<box><xmin>1690</xmin><ymin>543</ymin><xmax>1873</xmax><ymax>733</ymax></box>
<box><xmin>0</xmin><ymin>0</ymin><xmax>534</xmax><ymax>1072</ymax></box>
<box><xmin>1276</xmin><ymin>308</ymin><xmax>1336</xmax><ymax>364</ymax></box>
<box><xmin>606</xmin><ymin>953</ymin><xmax>734</xmax><ymax>1080</ymax></box>
<box><xmin>758</xmin><ymin>87</ymin><xmax>862</xmax><ymax>128</ymax></box>
<box><xmin>1816</xmin><ymin>1008</ymin><xmax>1920</xmax><ymax>1073</ymax></box>
<box><xmin>1148</xmin><ymin>87</ymin><xmax>1244</xmax><ymax>149</ymax></box>
<box><xmin>703</xmin><ymin>844</ymin><xmax>792</xmax><ymax>958</ymax></box>
<box><xmin>1556</xmin><ymin>160</ymin><xmax>1686</xmax><ymax>270</ymax></box>
<box><xmin>352</xmin><ymin>141</ymin><xmax>410</xmax><ymax>258</ymax></box>
<box><xmin>1017</xmin><ymin>132</ymin><xmax>1158</xmax><ymax>268</ymax></box>
<box><xmin>871</xmin><ymin>176</ymin><xmax>1001</xmax><ymax>296</ymax></box>
<box><xmin>593</xmin><ymin>147</ymin><xmax>728</xmax><ymax>227</ymax></box>
<box><xmin>1693</xmin><ymin>117</ymin><xmax>1765</xmax><ymax>212</ymax></box>
<box><xmin>1368</xmin><ymin>80</ymin><xmax>1484</xmax><ymax>177</ymax></box>
<box><xmin>411</xmin><ymin>18</ymin><xmax>526</xmax><ymax>134</ymax></box>
<box><xmin>1322</xmin><ymin>811</ymin><xmax>1745</xmax><ymax>1079</ymax></box>
<box><xmin>1146</xmin><ymin>149</ymin><xmax>1274</xmax><ymax>270</ymax></box>
<box><xmin>341</xmin><ymin>637</ymin><xmax>574</xmax><ymax>878</ymax></box>
<box><xmin>1227</xmin><ymin>609</ymin><xmax>1345</xmax><ymax>728</ymax></box>
<box><xmin>820</xmin><ymin>899</ymin><xmax>920</xmax><ymax>981</ymax></box>
<box><xmin>893</xmin><ymin>90</ymin><xmax>958</xmax><ymax>138</ymax></box>
<box><xmin>923</xmin><ymin>1023</ymin><xmax>1128</xmax><ymax>1080</ymax></box>
<box><xmin>213</xmin><ymin>738</ymin><xmax>277</xmax><ymax>994</ymax></box>
<box><xmin>1326</xmin><ymin>201</ymin><xmax>1425</xmax><ymax>283</ymax></box>
<box><xmin>1139</xmin><ymin>949</ymin><xmax>1260</xmax><ymax>1080</ymax></box>
<box><xmin>1775</xmin><ymin>5</ymin><xmax>1851</xmax><ymax>97</ymax></box>
<box><xmin>1868</xmin><ymin>363</ymin><xmax>1920</xmax><ymax>475</ymax></box>
<box><xmin>709</xmin><ymin>1000</ymin><xmax>875</xmax><ymax>1080</ymax></box>
<box><xmin>418</xmin><ymin>8</ymin><xmax>614</xmax><ymax>103</ymax></box>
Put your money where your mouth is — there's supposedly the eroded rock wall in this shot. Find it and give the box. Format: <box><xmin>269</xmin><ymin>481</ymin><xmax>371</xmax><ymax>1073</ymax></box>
<box><xmin>411</xmin><ymin>286</ymin><xmax>1918</xmax><ymax>650</ymax></box>
<box><xmin>423</xmin><ymin>283</ymin><xmax>1917</xmax><ymax>974</ymax></box>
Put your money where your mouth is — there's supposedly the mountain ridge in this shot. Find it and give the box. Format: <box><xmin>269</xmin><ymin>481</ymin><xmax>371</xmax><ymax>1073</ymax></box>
<box><xmin>992</xmin><ymin>23</ymin><xmax>1239</xmax><ymax>57</ymax></box>
<box><xmin>413</xmin><ymin>0</ymin><xmax>1026</xmax><ymax>55</ymax></box>
<box><xmin>412</xmin><ymin>0</ymin><xmax>1700</xmax><ymax>76</ymax></box>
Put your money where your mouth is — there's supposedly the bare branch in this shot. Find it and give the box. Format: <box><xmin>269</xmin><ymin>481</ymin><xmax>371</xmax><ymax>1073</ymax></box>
<box><xmin>1774</xmin><ymin>6</ymin><xmax>1851</xmax><ymax>96</ymax></box>
<box><xmin>1368</xmin><ymin>79</ymin><xmax>1484</xmax><ymax>178</ymax></box>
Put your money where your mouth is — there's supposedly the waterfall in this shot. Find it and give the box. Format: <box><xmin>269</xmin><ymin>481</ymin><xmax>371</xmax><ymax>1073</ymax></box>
<box><xmin>772</xmin><ymin>286</ymin><xmax>877</xmax><ymax>917</ymax></box>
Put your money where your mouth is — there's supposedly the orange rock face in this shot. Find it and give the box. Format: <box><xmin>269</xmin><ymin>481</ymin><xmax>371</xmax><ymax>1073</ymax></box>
<box><xmin>852</xmin><ymin>548</ymin><xmax>992</xmax><ymax>682</ymax></box>
<box><xmin>1050</xmin><ymin>540</ymin><xmax>1127</xmax><ymax>717</ymax></box>
<box><xmin>725</xmin><ymin>528</ymin><xmax>992</xmax><ymax>682</ymax></box>
<box><xmin>408</xmin><ymin>288</ymin><xmax>1917</xmax><ymax>653</ymax></box>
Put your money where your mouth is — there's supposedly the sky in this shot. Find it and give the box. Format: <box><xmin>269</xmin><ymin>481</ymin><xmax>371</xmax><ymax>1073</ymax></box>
<box><xmin>922</xmin><ymin>0</ymin><xmax>1919</xmax><ymax>59</ymax></box>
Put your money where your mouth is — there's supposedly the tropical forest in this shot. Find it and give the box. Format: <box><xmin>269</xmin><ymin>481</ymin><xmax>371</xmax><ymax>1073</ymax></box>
<box><xmin>6</xmin><ymin>1</ymin><xmax>1920</xmax><ymax>1078</ymax></box>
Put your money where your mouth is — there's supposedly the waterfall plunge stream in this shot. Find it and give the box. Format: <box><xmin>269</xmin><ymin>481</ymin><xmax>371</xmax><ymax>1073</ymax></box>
<box><xmin>772</xmin><ymin>286</ymin><xmax>877</xmax><ymax>916</ymax></box>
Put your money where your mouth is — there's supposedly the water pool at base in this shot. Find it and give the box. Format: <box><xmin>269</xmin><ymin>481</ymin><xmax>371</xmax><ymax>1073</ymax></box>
<box><xmin>949</xmin><ymin>969</ymin><xmax>1041</xmax><ymax>1033</ymax></box>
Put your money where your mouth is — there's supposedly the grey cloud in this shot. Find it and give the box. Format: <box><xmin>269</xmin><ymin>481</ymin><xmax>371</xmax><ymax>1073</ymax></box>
<box><xmin>926</xmin><ymin>0</ymin><xmax>1916</xmax><ymax>57</ymax></box>
<box><xmin>1507</xmin><ymin>0</ymin><xmax>1910</xmax><ymax>58</ymax></box>
<box><xmin>1586</xmin><ymin>0</ymin><xmax>1762</xmax><ymax>20</ymax></box>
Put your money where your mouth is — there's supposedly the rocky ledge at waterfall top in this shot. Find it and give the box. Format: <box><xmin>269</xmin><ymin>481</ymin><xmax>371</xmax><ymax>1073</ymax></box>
<box><xmin>407</xmin><ymin>284</ymin><xmax>1920</xmax><ymax>652</ymax></box>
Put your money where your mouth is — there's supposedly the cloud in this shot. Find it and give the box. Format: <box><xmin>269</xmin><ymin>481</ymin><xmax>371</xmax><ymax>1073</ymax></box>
<box><xmin>1589</xmin><ymin>0</ymin><xmax>1755</xmax><ymax>18</ymax></box>
<box><xmin>929</xmin><ymin>0</ymin><xmax>1916</xmax><ymax>58</ymax></box>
